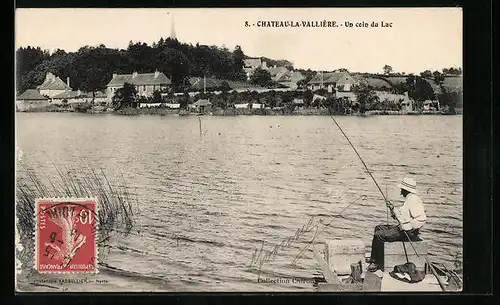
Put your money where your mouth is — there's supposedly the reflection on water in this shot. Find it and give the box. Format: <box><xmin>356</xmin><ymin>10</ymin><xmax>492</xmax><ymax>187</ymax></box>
<box><xmin>16</xmin><ymin>113</ymin><xmax>462</xmax><ymax>291</ymax></box>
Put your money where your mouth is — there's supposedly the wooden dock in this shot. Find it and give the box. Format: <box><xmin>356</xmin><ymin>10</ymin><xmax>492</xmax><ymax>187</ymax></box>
<box><xmin>313</xmin><ymin>239</ymin><xmax>459</xmax><ymax>292</ymax></box>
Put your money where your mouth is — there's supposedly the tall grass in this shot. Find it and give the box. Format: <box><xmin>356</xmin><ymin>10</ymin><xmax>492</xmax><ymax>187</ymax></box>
<box><xmin>16</xmin><ymin>162</ymin><xmax>136</xmax><ymax>272</ymax></box>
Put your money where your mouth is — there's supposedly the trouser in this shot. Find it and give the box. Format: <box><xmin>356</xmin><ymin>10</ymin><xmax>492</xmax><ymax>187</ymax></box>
<box><xmin>370</xmin><ymin>224</ymin><xmax>420</xmax><ymax>266</ymax></box>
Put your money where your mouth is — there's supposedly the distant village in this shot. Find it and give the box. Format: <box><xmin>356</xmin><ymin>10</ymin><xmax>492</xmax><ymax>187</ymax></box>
<box><xmin>16</xmin><ymin>20</ymin><xmax>462</xmax><ymax>115</ymax></box>
<box><xmin>16</xmin><ymin>57</ymin><xmax>463</xmax><ymax>115</ymax></box>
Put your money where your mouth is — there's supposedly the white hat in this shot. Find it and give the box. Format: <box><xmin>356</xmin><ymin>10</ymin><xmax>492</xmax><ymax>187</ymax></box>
<box><xmin>398</xmin><ymin>177</ymin><xmax>417</xmax><ymax>194</ymax></box>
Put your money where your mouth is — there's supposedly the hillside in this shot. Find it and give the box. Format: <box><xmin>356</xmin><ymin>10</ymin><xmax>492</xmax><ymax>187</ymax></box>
<box><xmin>16</xmin><ymin>38</ymin><xmax>251</xmax><ymax>94</ymax></box>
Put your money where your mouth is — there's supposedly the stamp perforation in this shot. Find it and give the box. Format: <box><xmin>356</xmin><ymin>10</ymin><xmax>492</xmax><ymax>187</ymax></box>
<box><xmin>34</xmin><ymin>197</ymin><xmax>99</xmax><ymax>274</ymax></box>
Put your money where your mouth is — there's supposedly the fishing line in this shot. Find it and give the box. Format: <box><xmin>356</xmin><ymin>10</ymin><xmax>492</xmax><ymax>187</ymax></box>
<box><xmin>292</xmin><ymin>195</ymin><xmax>367</xmax><ymax>265</ymax></box>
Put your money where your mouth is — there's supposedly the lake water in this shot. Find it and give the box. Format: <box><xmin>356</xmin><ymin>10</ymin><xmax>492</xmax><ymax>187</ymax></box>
<box><xmin>16</xmin><ymin>113</ymin><xmax>462</xmax><ymax>292</ymax></box>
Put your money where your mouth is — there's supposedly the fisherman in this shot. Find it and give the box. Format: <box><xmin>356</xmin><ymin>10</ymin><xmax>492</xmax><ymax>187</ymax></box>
<box><xmin>367</xmin><ymin>177</ymin><xmax>427</xmax><ymax>272</ymax></box>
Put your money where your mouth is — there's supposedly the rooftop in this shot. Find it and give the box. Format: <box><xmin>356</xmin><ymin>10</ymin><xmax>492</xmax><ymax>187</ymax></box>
<box><xmin>107</xmin><ymin>72</ymin><xmax>171</xmax><ymax>87</ymax></box>
<box><xmin>52</xmin><ymin>90</ymin><xmax>107</xmax><ymax>99</ymax></box>
<box><xmin>308</xmin><ymin>72</ymin><xmax>350</xmax><ymax>85</ymax></box>
<box><xmin>52</xmin><ymin>90</ymin><xmax>87</xmax><ymax>99</ymax></box>
<box><xmin>37</xmin><ymin>72</ymin><xmax>71</xmax><ymax>91</ymax></box>
<box><xmin>17</xmin><ymin>89</ymin><xmax>48</xmax><ymax>100</ymax></box>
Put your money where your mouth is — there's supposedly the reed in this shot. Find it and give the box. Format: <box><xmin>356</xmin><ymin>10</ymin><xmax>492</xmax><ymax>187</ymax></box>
<box><xmin>15</xmin><ymin>162</ymin><xmax>136</xmax><ymax>272</ymax></box>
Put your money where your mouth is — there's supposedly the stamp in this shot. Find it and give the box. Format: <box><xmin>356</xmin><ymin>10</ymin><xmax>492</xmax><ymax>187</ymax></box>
<box><xmin>35</xmin><ymin>198</ymin><xmax>98</xmax><ymax>273</ymax></box>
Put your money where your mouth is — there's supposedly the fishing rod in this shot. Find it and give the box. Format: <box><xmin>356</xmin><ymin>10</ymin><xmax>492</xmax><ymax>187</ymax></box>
<box><xmin>329</xmin><ymin>116</ymin><xmax>447</xmax><ymax>291</ymax></box>
<box><xmin>330</xmin><ymin>117</ymin><xmax>387</xmax><ymax>201</ymax></box>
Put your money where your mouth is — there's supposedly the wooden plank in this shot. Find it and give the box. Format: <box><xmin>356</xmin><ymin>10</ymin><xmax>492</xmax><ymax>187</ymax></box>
<box><xmin>312</xmin><ymin>245</ymin><xmax>341</xmax><ymax>284</ymax></box>
<box><xmin>383</xmin><ymin>241</ymin><xmax>428</xmax><ymax>271</ymax></box>
<box><xmin>318</xmin><ymin>283</ymin><xmax>363</xmax><ymax>292</ymax></box>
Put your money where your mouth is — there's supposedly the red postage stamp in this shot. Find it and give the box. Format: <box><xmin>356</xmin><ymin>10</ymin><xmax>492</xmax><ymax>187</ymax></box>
<box><xmin>35</xmin><ymin>198</ymin><xmax>98</xmax><ymax>273</ymax></box>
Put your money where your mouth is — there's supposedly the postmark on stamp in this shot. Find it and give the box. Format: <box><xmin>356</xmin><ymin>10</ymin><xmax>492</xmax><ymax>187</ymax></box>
<box><xmin>35</xmin><ymin>198</ymin><xmax>98</xmax><ymax>273</ymax></box>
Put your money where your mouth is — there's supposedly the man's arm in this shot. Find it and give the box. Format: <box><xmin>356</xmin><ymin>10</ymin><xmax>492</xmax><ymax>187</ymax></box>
<box><xmin>393</xmin><ymin>202</ymin><xmax>412</xmax><ymax>231</ymax></box>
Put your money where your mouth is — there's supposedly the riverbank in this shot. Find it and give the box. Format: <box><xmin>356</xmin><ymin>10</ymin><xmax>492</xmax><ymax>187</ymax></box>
<box><xmin>17</xmin><ymin>105</ymin><xmax>461</xmax><ymax>116</ymax></box>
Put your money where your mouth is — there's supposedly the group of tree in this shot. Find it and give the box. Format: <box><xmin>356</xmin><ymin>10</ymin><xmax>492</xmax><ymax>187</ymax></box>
<box><xmin>260</xmin><ymin>57</ymin><xmax>294</xmax><ymax>70</ymax></box>
<box><xmin>111</xmin><ymin>83</ymin><xmax>138</xmax><ymax>110</ymax></box>
<box><xmin>382</xmin><ymin>64</ymin><xmax>461</xmax><ymax>79</ymax></box>
<box><xmin>16</xmin><ymin>38</ymin><xmax>250</xmax><ymax>96</ymax></box>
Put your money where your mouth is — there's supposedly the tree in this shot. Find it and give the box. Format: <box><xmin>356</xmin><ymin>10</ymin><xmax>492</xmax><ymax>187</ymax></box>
<box><xmin>127</xmin><ymin>42</ymin><xmax>155</xmax><ymax>72</ymax></box>
<box><xmin>420</xmin><ymin>70</ymin><xmax>432</xmax><ymax>78</ymax></box>
<box><xmin>73</xmin><ymin>46</ymin><xmax>121</xmax><ymax>102</ymax></box>
<box><xmin>443</xmin><ymin>67</ymin><xmax>462</xmax><ymax>75</ymax></box>
<box><xmin>156</xmin><ymin>48</ymin><xmax>191</xmax><ymax>90</ymax></box>
<box><xmin>112</xmin><ymin>82</ymin><xmax>137</xmax><ymax>110</ymax></box>
<box><xmin>383</xmin><ymin>65</ymin><xmax>393</xmax><ymax>75</ymax></box>
<box><xmin>433</xmin><ymin>71</ymin><xmax>445</xmax><ymax>84</ymax></box>
<box><xmin>220</xmin><ymin>81</ymin><xmax>231</xmax><ymax>92</ymax></box>
<box><xmin>406</xmin><ymin>75</ymin><xmax>435</xmax><ymax>111</ymax></box>
<box><xmin>152</xmin><ymin>90</ymin><xmax>162</xmax><ymax>104</ymax></box>
<box><xmin>231</xmin><ymin>46</ymin><xmax>245</xmax><ymax>72</ymax></box>
<box><xmin>179</xmin><ymin>92</ymin><xmax>190</xmax><ymax>109</ymax></box>
<box><xmin>303</xmin><ymin>89</ymin><xmax>313</xmax><ymax>108</ymax></box>
<box><xmin>250</xmin><ymin>68</ymin><xmax>272</xmax><ymax>87</ymax></box>
<box><xmin>353</xmin><ymin>83</ymin><xmax>379</xmax><ymax>114</ymax></box>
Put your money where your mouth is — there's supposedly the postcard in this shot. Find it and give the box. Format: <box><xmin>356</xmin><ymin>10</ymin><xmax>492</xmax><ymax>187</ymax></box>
<box><xmin>15</xmin><ymin>7</ymin><xmax>463</xmax><ymax>292</ymax></box>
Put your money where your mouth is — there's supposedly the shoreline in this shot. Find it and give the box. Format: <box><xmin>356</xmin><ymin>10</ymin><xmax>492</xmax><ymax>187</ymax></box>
<box><xmin>16</xmin><ymin>107</ymin><xmax>461</xmax><ymax>116</ymax></box>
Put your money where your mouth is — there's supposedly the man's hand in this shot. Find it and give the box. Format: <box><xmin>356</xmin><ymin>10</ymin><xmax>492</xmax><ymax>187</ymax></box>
<box><xmin>386</xmin><ymin>200</ymin><xmax>397</xmax><ymax>219</ymax></box>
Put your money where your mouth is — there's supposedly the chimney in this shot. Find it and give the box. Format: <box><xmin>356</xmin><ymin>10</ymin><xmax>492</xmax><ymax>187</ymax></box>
<box><xmin>113</xmin><ymin>73</ymin><xmax>117</xmax><ymax>78</ymax></box>
<box><xmin>77</xmin><ymin>89</ymin><xmax>81</xmax><ymax>96</ymax></box>
<box><xmin>132</xmin><ymin>72</ymin><xmax>138</xmax><ymax>78</ymax></box>
<box><xmin>154</xmin><ymin>70</ymin><xmax>160</xmax><ymax>78</ymax></box>
<box><xmin>67</xmin><ymin>77</ymin><xmax>70</xmax><ymax>88</ymax></box>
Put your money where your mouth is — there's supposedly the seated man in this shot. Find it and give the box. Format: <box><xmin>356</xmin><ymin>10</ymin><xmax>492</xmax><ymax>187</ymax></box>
<box><xmin>367</xmin><ymin>177</ymin><xmax>427</xmax><ymax>272</ymax></box>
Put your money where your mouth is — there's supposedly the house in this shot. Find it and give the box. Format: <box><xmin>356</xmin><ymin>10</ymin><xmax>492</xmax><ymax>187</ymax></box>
<box><xmin>106</xmin><ymin>71</ymin><xmax>171</xmax><ymax>102</ymax></box>
<box><xmin>268</xmin><ymin>66</ymin><xmax>289</xmax><ymax>79</ymax></box>
<box><xmin>51</xmin><ymin>90</ymin><xmax>88</xmax><ymax>105</ymax></box>
<box><xmin>191</xmin><ymin>99</ymin><xmax>212</xmax><ymax>113</ymax></box>
<box><xmin>189</xmin><ymin>77</ymin><xmax>230</xmax><ymax>92</ymax></box>
<box><xmin>92</xmin><ymin>91</ymin><xmax>108</xmax><ymax>105</ymax></box>
<box><xmin>307</xmin><ymin>71</ymin><xmax>357</xmax><ymax>92</ymax></box>
<box><xmin>399</xmin><ymin>92</ymin><xmax>414</xmax><ymax>112</ymax></box>
<box><xmin>16</xmin><ymin>89</ymin><xmax>50</xmax><ymax>111</ymax></box>
<box><xmin>423</xmin><ymin>100</ymin><xmax>439</xmax><ymax>111</ymax></box>
<box><xmin>37</xmin><ymin>72</ymin><xmax>72</xmax><ymax>98</ymax></box>
<box><xmin>274</xmin><ymin>71</ymin><xmax>305</xmax><ymax>90</ymax></box>
<box><xmin>51</xmin><ymin>90</ymin><xmax>108</xmax><ymax>106</ymax></box>
<box><xmin>243</xmin><ymin>57</ymin><xmax>268</xmax><ymax>80</ymax></box>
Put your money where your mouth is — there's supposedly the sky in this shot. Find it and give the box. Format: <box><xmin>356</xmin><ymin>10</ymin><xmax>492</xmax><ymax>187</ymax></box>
<box><xmin>15</xmin><ymin>8</ymin><xmax>462</xmax><ymax>74</ymax></box>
